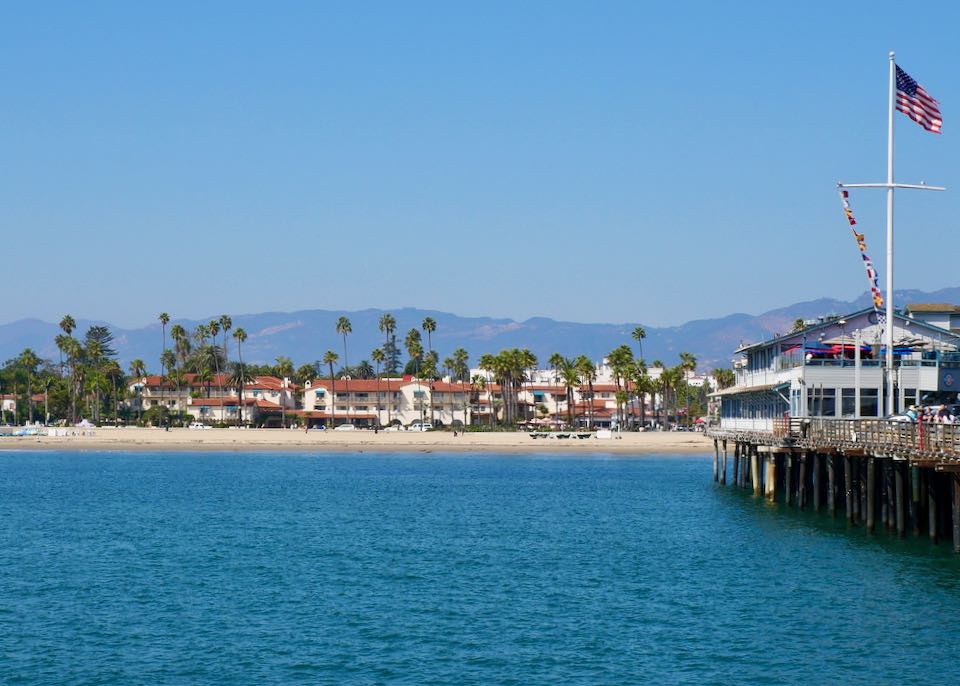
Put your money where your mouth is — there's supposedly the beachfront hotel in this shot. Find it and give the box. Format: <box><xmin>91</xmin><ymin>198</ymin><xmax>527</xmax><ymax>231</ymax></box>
<box><xmin>713</xmin><ymin>304</ymin><xmax>960</xmax><ymax>432</ymax></box>
<box><xmin>124</xmin><ymin>365</ymin><xmax>683</xmax><ymax>429</ymax></box>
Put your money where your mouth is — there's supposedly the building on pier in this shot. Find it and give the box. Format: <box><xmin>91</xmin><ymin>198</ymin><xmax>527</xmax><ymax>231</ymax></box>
<box><xmin>713</xmin><ymin>307</ymin><xmax>960</xmax><ymax>432</ymax></box>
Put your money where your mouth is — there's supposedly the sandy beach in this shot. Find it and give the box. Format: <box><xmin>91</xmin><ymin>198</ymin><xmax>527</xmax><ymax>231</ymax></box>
<box><xmin>0</xmin><ymin>427</ymin><xmax>712</xmax><ymax>455</ymax></box>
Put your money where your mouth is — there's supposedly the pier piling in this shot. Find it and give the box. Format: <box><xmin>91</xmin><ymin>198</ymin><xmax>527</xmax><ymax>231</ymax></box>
<box><xmin>708</xmin><ymin>423</ymin><xmax>960</xmax><ymax>552</ymax></box>
<box><xmin>895</xmin><ymin>462</ymin><xmax>906</xmax><ymax>539</ymax></box>
<box><xmin>911</xmin><ymin>466</ymin><xmax>921</xmax><ymax>538</ymax></box>
<box><xmin>798</xmin><ymin>453</ymin><xmax>807</xmax><ymax>510</ymax></box>
<box><xmin>812</xmin><ymin>453</ymin><xmax>821</xmax><ymax>512</ymax></box>
<box><xmin>764</xmin><ymin>454</ymin><xmax>776</xmax><ymax>502</ymax></box>
<box><xmin>752</xmin><ymin>449</ymin><xmax>762</xmax><ymax>496</ymax></box>
<box><xmin>929</xmin><ymin>471</ymin><xmax>938</xmax><ymax>544</ymax></box>
<box><xmin>844</xmin><ymin>456</ymin><xmax>854</xmax><ymax>524</ymax></box>
<box><xmin>713</xmin><ymin>440</ymin><xmax>719</xmax><ymax>482</ymax></box>
<box><xmin>733</xmin><ymin>443</ymin><xmax>740</xmax><ymax>486</ymax></box>
<box><xmin>785</xmin><ymin>454</ymin><xmax>793</xmax><ymax>506</ymax></box>
<box><xmin>827</xmin><ymin>455</ymin><xmax>836</xmax><ymax>517</ymax></box>
<box><xmin>721</xmin><ymin>441</ymin><xmax>728</xmax><ymax>485</ymax></box>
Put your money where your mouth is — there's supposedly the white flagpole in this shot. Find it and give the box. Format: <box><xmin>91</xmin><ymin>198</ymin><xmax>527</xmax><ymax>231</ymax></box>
<box><xmin>839</xmin><ymin>53</ymin><xmax>944</xmax><ymax>419</ymax></box>
<box><xmin>885</xmin><ymin>51</ymin><xmax>895</xmax><ymax>416</ymax></box>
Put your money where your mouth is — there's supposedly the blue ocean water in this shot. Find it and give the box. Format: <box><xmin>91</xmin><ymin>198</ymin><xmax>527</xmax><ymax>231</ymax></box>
<box><xmin>1</xmin><ymin>451</ymin><xmax>959</xmax><ymax>684</ymax></box>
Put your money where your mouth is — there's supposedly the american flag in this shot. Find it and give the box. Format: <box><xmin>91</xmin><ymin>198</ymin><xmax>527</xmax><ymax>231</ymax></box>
<box><xmin>896</xmin><ymin>65</ymin><xmax>942</xmax><ymax>133</ymax></box>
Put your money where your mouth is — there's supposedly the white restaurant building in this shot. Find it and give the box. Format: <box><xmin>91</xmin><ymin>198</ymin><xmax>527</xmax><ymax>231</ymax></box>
<box><xmin>713</xmin><ymin>307</ymin><xmax>960</xmax><ymax>433</ymax></box>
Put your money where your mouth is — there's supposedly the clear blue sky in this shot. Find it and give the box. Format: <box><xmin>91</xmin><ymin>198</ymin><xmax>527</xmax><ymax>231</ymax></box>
<box><xmin>2</xmin><ymin>1</ymin><xmax>958</xmax><ymax>328</ymax></box>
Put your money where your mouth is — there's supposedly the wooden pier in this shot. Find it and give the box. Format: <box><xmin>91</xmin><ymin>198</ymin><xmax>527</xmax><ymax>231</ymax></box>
<box><xmin>708</xmin><ymin>418</ymin><xmax>960</xmax><ymax>552</ymax></box>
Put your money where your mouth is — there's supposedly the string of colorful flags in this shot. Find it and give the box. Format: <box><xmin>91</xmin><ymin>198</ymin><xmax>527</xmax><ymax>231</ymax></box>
<box><xmin>838</xmin><ymin>189</ymin><xmax>884</xmax><ymax>311</ymax></box>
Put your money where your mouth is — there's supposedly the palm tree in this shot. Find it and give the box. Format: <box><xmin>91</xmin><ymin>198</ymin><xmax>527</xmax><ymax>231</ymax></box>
<box><xmin>470</xmin><ymin>374</ymin><xmax>487</xmax><ymax>426</ymax></box>
<box><xmin>336</xmin><ymin>316</ymin><xmax>352</xmax><ymax>373</ymax></box>
<box><xmin>129</xmin><ymin>358</ymin><xmax>146</xmax><ymax>422</ymax></box>
<box><xmin>422</xmin><ymin>317</ymin><xmax>438</xmax><ymax>423</ymax></box>
<box><xmin>574</xmin><ymin>355</ymin><xmax>595</xmax><ymax>429</ymax></box>
<box><xmin>17</xmin><ymin>349</ymin><xmax>40</xmax><ymax>424</ymax></box>
<box><xmin>60</xmin><ymin>336</ymin><xmax>83</xmax><ymax>424</ymax></box>
<box><xmin>208</xmin><ymin>318</ymin><xmax>225</xmax><ymax>422</ymax></box>
<box><xmin>229</xmin><ymin>362</ymin><xmax>255</xmax><ymax>427</ymax></box>
<box><xmin>477</xmin><ymin>353</ymin><xmax>498</xmax><ymax>425</ymax></box>
<box><xmin>219</xmin><ymin>315</ymin><xmax>233</xmax><ymax>364</ymax></box>
<box><xmin>379</xmin><ymin>313</ymin><xmax>397</xmax><ymax>421</ymax></box>
<box><xmin>232</xmin><ymin>327</ymin><xmax>248</xmax><ymax>425</ymax></box>
<box><xmin>560</xmin><ymin>358</ymin><xmax>579</xmax><ymax>428</ymax></box>
<box><xmin>651</xmin><ymin>360</ymin><xmax>666</xmax><ymax>428</ymax></box>
<box><xmin>323</xmin><ymin>350</ymin><xmax>339</xmax><ymax>428</ymax></box>
<box><xmin>335</xmin><ymin>317</ymin><xmax>352</xmax><ymax>423</ymax></box>
<box><xmin>632</xmin><ymin>326</ymin><xmax>647</xmax><ymax>361</ymax></box>
<box><xmin>59</xmin><ymin>314</ymin><xmax>75</xmax><ymax>377</ymax></box>
<box><xmin>792</xmin><ymin>318</ymin><xmax>806</xmax><ymax>333</ymax></box>
<box><xmin>607</xmin><ymin>344</ymin><xmax>634</xmax><ymax>430</ymax></box>
<box><xmin>712</xmin><ymin>367</ymin><xmax>735</xmax><ymax>390</ymax></box>
<box><xmin>453</xmin><ymin>348</ymin><xmax>469</xmax><ymax>427</ymax></box>
<box><xmin>103</xmin><ymin>360</ymin><xmax>123</xmax><ymax>426</ymax></box>
<box><xmin>158</xmin><ymin>312</ymin><xmax>170</xmax><ymax>418</ymax></box>
<box><xmin>371</xmin><ymin>347</ymin><xmax>385</xmax><ymax>428</ymax></box>
<box><xmin>160</xmin><ymin>349</ymin><xmax>177</xmax><ymax>426</ymax></box>
<box><xmin>379</xmin><ymin>313</ymin><xmax>398</xmax><ymax>374</ymax></box>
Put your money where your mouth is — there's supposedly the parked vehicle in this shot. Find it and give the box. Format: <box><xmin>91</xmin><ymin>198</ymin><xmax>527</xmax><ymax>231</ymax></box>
<box><xmin>188</xmin><ymin>422</ymin><xmax>212</xmax><ymax>430</ymax></box>
<box><xmin>333</xmin><ymin>424</ymin><xmax>357</xmax><ymax>431</ymax></box>
<box><xmin>408</xmin><ymin>422</ymin><xmax>434</xmax><ymax>432</ymax></box>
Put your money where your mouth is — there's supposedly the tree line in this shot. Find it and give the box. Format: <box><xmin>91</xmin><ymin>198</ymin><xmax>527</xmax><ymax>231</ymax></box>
<box><xmin>0</xmin><ymin>313</ymin><xmax>736</xmax><ymax>428</ymax></box>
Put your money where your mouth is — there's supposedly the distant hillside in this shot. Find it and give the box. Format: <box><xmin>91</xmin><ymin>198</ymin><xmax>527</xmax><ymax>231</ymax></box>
<box><xmin>4</xmin><ymin>287</ymin><xmax>960</xmax><ymax>372</ymax></box>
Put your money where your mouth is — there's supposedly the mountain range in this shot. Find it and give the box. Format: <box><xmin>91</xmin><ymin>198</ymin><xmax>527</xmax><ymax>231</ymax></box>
<box><xmin>4</xmin><ymin>287</ymin><xmax>960</xmax><ymax>373</ymax></box>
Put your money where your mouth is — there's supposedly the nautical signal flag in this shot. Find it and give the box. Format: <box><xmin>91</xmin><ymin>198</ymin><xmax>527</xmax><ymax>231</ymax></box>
<box><xmin>896</xmin><ymin>65</ymin><xmax>942</xmax><ymax>133</ymax></box>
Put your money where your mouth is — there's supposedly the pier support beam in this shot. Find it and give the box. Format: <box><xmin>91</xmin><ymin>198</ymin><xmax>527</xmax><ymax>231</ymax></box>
<box><xmin>866</xmin><ymin>457</ymin><xmax>876</xmax><ymax>534</ymax></box>
<box><xmin>721</xmin><ymin>441</ymin><xmax>728</xmax><ymax>485</ymax></box>
<box><xmin>764</xmin><ymin>454</ymin><xmax>776</xmax><ymax>502</ymax></box>
<box><xmin>732</xmin><ymin>443</ymin><xmax>740</xmax><ymax>487</ymax></box>
<box><xmin>785</xmin><ymin>454</ymin><xmax>793</xmax><ymax>506</ymax></box>
<box><xmin>953</xmin><ymin>474</ymin><xmax>960</xmax><ymax>554</ymax></box>
<box><xmin>752</xmin><ymin>448</ymin><xmax>762</xmax><ymax>497</ymax></box>
<box><xmin>827</xmin><ymin>455</ymin><xmax>836</xmax><ymax>517</ymax></box>
<box><xmin>895</xmin><ymin>462</ymin><xmax>905</xmax><ymax>539</ymax></box>
<box><xmin>881</xmin><ymin>460</ymin><xmax>889</xmax><ymax>529</ymax></box>
<box><xmin>929</xmin><ymin>470</ymin><xmax>938</xmax><ymax>544</ymax></box>
<box><xmin>850</xmin><ymin>457</ymin><xmax>863</xmax><ymax>524</ymax></box>
<box><xmin>857</xmin><ymin>456</ymin><xmax>870</xmax><ymax>522</ymax></box>
<box><xmin>911</xmin><ymin>466</ymin><xmax>920</xmax><ymax>538</ymax></box>
<box><xmin>713</xmin><ymin>440</ymin><xmax>719</xmax><ymax>482</ymax></box>
<box><xmin>798</xmin><ymin>453</ymin><xmax>807</xmax><ymax>510</ymax></box>
<box><xmin>886</xmin><ymin>460</ymin><xmax>896</xmax><ymax>530</ymax></box>
<box><xmin>812</xmin><ymin>453</ymin><xmax>821</xmax><ymax>513</ymax></box>
<box><xmin>844</xmin><ymin>456</ymin><xmax>854</xmax><ymax>524</ymax></box>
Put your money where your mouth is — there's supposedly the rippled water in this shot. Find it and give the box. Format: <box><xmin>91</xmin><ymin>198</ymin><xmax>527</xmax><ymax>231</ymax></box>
<box><xmin>2</xmin><ymin>451</ymin><xmax>959</xmax><ymax>684</ymax></box>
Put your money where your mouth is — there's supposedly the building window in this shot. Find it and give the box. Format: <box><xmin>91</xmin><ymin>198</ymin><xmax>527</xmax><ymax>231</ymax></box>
<box><xmin>860</xmin><ymin>388</ymin><xmax>879</xmax><ymax>417</ymax></box>
<box><xmin>903</xmin><ymin>388</ymin><xmax>918</xmax><ymax>409</ymax></box>
<box><xmin>841</xmin><ymin>389</ymin><xmax>856</xmax><ymax>417</ymax></box>
<box><xmin>806</xmin><ymin>388</ymin><xmax>836</xmax><ymax>417</ymax></box>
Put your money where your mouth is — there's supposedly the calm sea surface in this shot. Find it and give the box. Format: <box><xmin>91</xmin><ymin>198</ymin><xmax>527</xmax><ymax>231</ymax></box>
<box><xmin>2</xmin><ymin>451</ymin><xmax>959</xmax><ymax>684</ymax></box>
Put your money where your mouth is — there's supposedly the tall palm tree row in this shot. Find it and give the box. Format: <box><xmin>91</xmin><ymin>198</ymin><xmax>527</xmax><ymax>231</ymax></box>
<box><xmin>232</xmin><ymin>327</ymin><xmax>248</xmax><ymax>425</ymax></box>
<box><xmin>371</xmin><ymin>347</ymin><xmax>385</xmax><ymax>427</ymax></box>
<box><xmin>322</xmin><ymin>350</ymin><xmax>338</xmax><ymax>427</ymax></box>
